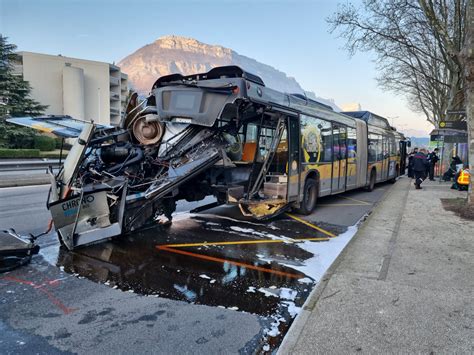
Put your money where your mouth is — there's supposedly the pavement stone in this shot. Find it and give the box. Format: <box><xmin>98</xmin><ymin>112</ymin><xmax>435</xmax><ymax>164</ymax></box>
<box><xmin>279</xmin><ymin>178</ymin><xmax>474</xmax><ymax>354</ymax></box>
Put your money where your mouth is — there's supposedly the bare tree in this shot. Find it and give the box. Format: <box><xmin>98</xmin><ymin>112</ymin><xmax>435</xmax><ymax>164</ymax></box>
<box><xmin>328</xmin><ymin>0</ymin><xmax>466</xmax><ymax>126</ymax></box>
<box><xmin>461</xmin><ymin>0</ymin><xmax>473</xmax><ymax>203</ymax></box>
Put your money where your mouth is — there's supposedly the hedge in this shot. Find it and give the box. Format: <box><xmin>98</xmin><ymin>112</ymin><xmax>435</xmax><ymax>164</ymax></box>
<box><xmin>33</xmin><ymin>135</ymin><xmax>56</xmax><ymax>151</ymax></box>
<box><xmin>0</xmin><ymin>148</ymin><xmax>41</xmax><ymax>158</ymax></box>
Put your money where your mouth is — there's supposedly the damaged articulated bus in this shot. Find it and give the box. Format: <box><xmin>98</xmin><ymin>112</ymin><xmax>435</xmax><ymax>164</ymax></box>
<box><xmin>7</xmin><ymin>66</ymin><xmax>407</xmax><ymax>250</ymax></box>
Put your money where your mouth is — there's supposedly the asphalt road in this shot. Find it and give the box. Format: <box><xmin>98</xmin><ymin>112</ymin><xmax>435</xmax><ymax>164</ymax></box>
<box><xmin>0</xmin><ymin>181</ymin><xmax>393</xmax><ymax>354</ymax></box>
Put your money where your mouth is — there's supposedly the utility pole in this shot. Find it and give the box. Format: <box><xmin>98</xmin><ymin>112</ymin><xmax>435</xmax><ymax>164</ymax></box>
<box><xmin>464</xmin><ymin>0</ymin><xmax>474</xmax><ymax>204</ymax></box>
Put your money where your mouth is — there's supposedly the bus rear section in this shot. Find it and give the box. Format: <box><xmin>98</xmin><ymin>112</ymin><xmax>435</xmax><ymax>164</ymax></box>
<box><xmin>343</xmin><ymin>111</ymin><xmax>406</xmax><ymax>189</ymax></box>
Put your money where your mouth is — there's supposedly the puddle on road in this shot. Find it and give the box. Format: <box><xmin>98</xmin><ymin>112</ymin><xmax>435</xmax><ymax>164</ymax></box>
<box><xmin>54</xmin><ymin>212</ymin><xmax>350</xmax><ymax>352</ymax></box>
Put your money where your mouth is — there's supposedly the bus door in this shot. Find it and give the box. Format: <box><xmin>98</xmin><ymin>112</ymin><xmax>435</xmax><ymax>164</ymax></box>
<box><xmin>387</xmin><ymin>136</ymin><xmax>397</xmax><ymax>179</ymax></box>
<box><xmin>382</xmin><ymin>136</ymin><xmax>389</xmax><ymax>180</ymax></box>
<box><xmin>399</xmin><ymin>140</ymin><xmax>407</xmax><ymax>175</ymax></box>
<box><xmin>346</xmin><ymin>127</ymin><xmax>357</xmax><ymax>190</ymax></box>
<box><xmin>287</xmin><ymin>116</ymin><xmax>300</xmax><ymax>201</ymax></box>
<box><xmin>331</xmin><ymin>124</ymin><xmax>347</xmax><ymax>193</ymax></box>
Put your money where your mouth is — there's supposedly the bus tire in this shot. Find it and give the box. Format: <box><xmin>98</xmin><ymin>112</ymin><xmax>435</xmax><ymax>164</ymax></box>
<box><xmin>366</xmin><ymin>169</ymin><xmax>376</xmax><ymax>192</ymax></box>
<box><xmin>295</xmin><ymin>178</ymin><xmax>317</xmax><ymax>215</ymax></box>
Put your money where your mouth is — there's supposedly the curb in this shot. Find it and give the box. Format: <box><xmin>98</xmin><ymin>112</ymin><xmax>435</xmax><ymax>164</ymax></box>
<box><xmin>277</xmin><ymin>179</ymin><xmax>406</xmax><ymax>354</ymax></box>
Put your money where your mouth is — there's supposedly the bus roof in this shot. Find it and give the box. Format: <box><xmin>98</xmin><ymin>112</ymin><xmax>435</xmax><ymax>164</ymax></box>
<box><xmin>152</xmin><ymin>66</ymin><xmax>369</xmax><ymax>129</ymax></box>
<box><xmin>343</xmin><ymin>111</ymin><xmax>392</xmax><ymax>130</ymax></box>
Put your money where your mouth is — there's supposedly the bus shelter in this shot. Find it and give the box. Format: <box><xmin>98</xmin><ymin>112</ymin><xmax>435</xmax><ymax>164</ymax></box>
<box><xmin>430</xmin><ymin>128</ymin><xmax>468</xmax><ymax>178</ymax></box>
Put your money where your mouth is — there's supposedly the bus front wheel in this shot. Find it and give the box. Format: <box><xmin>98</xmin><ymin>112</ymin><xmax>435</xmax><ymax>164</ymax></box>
<box><xmin>295</xmin><ymin>178</ymin><xmax>317</xmax><ymax>215</ymax></box>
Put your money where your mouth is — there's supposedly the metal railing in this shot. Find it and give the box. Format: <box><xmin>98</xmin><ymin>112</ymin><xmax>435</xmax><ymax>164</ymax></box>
<box><xmin>0</xmin><ymin>160</ymin><xmax>61</xmax><ymax>172</ymax></box>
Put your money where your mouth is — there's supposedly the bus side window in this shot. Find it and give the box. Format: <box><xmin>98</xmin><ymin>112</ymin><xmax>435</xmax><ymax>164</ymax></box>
<box><xmin>376</xmin><ymin>135</ymin><xmax>383</xmax><ymax>162</ymax></box>
<box><xmin>300</xmin><ymin>115</ymin><xmax>318</xmax><ymax>163</ymax></box>
<box><xmin>390</xmin><ymin>136</ymin><xmax>397</xmax><ymax>156</ymax></box>
<box><xmin>317</xmin><ymin>119</ymin><xmax>332</xmax><ymax>162</ymax></box>
<box><xmin>242</xmin><ymin>124</ymin><xmax>258</xmax><ymax>161</ymax></box>
<box><xmin>368</xmin><ymin>133</ymin><xmax>378</xmax><ymax>163</ymax></box>
<box><xmin>347</xmin><ymin>127</ymin><xmax>357</xmax><ymax>158</ymax></box>
<box><xmin>300</xmin><ymin>115</ymin><xmax>332</xmax><ymax>163</ymax></box>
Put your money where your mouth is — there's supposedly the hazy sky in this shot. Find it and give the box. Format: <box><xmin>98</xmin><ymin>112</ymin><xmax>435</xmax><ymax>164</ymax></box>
<box><xmin>1</xmin><ymin>0</ymin><xmax>433</xmax><ymax>135</ymax></box>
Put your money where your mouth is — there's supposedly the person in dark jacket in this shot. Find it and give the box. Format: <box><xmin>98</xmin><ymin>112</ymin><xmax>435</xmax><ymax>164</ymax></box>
<box><xmin>427</xmin><ymin>148</ymin><xmax>439</xmax><ymax>180</ymax></box>
<box><xmin>425</xmin><ymin>149</ymin><xmax>431</xmax><ymax>177</ymax></box>
<box><xmin>407</xmin><ymin>148</ymin><xmax>418</xmax><ymax>178</ymax></box>
<box><xmin>412</xmin><ymin>149</ymin><xmax>429</xmax><ymax>189</ymax></box>
<box><xmin>442</xmin><ymin>155</ymin><xmax>463</xmax><ymax>181</ymax></box>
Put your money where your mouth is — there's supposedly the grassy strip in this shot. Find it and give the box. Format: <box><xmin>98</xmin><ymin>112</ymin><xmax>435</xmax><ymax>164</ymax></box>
<box><xmin>0</xmin><ymin>148</ymin><xmax>41</xmax><ymax>158</ymax></box>
<box><xmin>39</xmin><ymin>149</ymin><xmax>69</xmax><ymax>159</ymax></box>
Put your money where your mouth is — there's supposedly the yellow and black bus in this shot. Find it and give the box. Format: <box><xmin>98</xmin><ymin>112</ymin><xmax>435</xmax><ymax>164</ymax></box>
<box><xmin>148</xmin><ymin>66</ymin><xmax>409</xmax><ymax>218</ymax></box>
<box><xmin>8</xmin><ymin>66</ymin><xmax>409</xmax><ymax>248</ymax></box>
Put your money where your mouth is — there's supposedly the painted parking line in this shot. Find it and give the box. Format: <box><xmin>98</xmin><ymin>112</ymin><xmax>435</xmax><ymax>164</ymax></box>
<box><xmin>285</xmin><ymin>213</ymin><xmax>337</xmax><ymax>238</ymax></box>
<box><xmin>157</xmin><ymin>236</ymin><xmax>330</xmax><ymax>249</ymax></box>
<box><xmin>156</xmin><ymin>245</ymin><xmax>305</xmax><ymax>279</ymax></box>
<box><xmin>155</xmin><ymin>214</ymin><xmax>338</xmax><ymax>280</ymax></box>
<box><xmin>338</xmin><ymin>195</ymin><xmax>371</xmax><ymax>205</ymax></box>
<box><xmin>317</xmin><ymin>203</ymin><xmax>370</xmax><ymax>207</ymax></box>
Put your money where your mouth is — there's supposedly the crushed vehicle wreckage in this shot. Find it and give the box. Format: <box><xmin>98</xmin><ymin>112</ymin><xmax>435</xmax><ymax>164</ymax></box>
<box><xmin>8</xmin><ymin>66</ymin><xmax>315</xmax><ymax>250</ymax></box>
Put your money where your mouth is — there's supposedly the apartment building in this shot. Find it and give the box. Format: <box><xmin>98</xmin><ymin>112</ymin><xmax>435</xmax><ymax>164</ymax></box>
<box><xmin>15</xmin><ymin>52</ymin><xmax>128</xmax><ymax>126</ymax></box>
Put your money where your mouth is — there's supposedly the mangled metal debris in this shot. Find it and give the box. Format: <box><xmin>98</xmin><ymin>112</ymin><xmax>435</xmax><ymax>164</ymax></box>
<box><xmin>0</xmin><ymin>229</ymin><xmax>41</xmax><ymax>272</ymax></box>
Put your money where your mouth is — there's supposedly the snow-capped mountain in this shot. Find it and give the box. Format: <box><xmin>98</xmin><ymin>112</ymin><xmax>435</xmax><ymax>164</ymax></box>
<box><xmin>118</xmin><ymin>35</ymin><xmax>339</xmax><ymax>110</ymax></box>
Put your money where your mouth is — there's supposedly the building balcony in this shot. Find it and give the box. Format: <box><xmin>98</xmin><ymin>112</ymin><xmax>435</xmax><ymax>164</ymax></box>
<box><xmin>110</xmin><ymin>93</ymin><xmax>120</xmax><ymax>101</ymax></box>
<box><xmin>109</xmin><ymin>77</ymin><xmax>120</xmax><ymax>86</ymax></box>
<box><xmin>110</xmin><ymin>107</ymin><xmax>120</xmax><ymax>115</ymax></box>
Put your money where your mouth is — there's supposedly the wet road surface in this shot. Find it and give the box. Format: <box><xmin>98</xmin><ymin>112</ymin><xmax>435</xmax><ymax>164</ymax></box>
<box><xmin>0</xmin><ymin>181</ymin><xmax>393</xmax><ymax>353</ymax></box>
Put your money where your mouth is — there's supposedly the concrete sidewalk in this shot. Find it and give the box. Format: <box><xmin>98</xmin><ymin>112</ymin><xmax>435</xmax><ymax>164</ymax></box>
<box><xmin>280</xmin><ymin>178</ymin><xmax>473</xmax><ymax>354</ymax></box>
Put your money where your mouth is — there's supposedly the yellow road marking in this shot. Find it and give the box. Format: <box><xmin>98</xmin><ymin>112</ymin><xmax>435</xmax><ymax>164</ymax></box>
<box><xmin>285</xmin><ymin>213</ymin><xmax>337</xmax><ymax>238</ymax></box>
<box><xmin>338</xmin><ymin>195</ymin><xmax>371</xmax><ymax>205</ymax></box>
<box><xmin>156</xmin><ymin>245</ymin><xmax>305</xmax><ymax>279</ymax></box>
<box><xmin>317</xmin><ymin>203</ymin><xmax>370</xmax><ymax>207</ymax></box>
<box><xmin>158</xmin><ymin>236</ymin><xmax>330</xmax><ymax>249</ymax></box>
<box><xmin>155</xmin><ymin>214</ymin><xmax>340</xmax><ymax>279</ymax></box>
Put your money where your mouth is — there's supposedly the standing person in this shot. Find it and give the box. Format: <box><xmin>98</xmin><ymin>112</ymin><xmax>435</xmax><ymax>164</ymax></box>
<box><xmin>428</xmin><ymin>148</ymin><xmax>439</xmax><ymax>181</ymax></box>
<box><xmin>407</xmin><ymin>147</ymin><xmax>418</xmax><ymax>178</ymax></box>
<box><xmin>412</xmin><ymin>149</ymin><xmax>429</xmax><ymax>189</ymax></box>
<box><xmin>425</xmin><ymin>149</ymin><xmax>431</xmax><ymax>177</ymax></box>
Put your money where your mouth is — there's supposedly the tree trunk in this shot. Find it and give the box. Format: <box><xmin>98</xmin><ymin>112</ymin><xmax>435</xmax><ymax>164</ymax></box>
<box><xmin>465</xmin><ymin>0</ymin><xmax>474</xmax><ymax>204</ymax></box>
